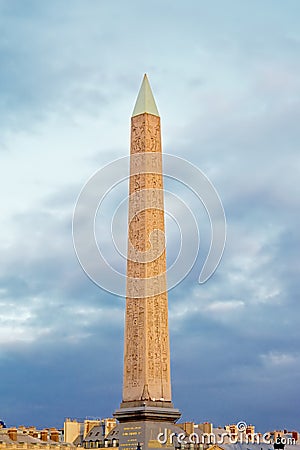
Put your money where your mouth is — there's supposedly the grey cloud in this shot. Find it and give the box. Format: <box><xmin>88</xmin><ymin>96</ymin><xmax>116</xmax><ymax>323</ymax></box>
<box><xmin>1</xmin><ymin>0</ymin><xmax>300</xmax><ymax>433</ymax></box>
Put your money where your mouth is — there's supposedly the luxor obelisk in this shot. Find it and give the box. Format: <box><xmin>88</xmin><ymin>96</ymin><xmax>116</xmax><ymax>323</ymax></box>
<box><xmin>123</xmin><ymin>73</ymin><xmax>171</xmax><ymax>405</ymax></box>
<box><xmin>111</xmin><ymin>75</ymin><xmax>182</xmax><ymax>449</ymax></box>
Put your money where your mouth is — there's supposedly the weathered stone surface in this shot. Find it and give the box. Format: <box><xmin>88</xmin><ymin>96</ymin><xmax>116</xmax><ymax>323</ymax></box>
<box><xmin>123</xmin><ymin>112</ymin><xmax>171</xmax><ymax>404</ymax></box>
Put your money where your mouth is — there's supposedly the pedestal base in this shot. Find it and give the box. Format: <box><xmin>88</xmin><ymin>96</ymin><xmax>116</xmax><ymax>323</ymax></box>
<box><xmin>107</xmin><ymin>420</ymin><xmax>185</xmax><ymax>450</ymax></box>
<box><xmin>114</xmin><ymin>402</ymin><xmax>181</xmax><ymax>423</ymax></box>
<box><xmin>106</xmin><ymin>403</ymin><xmax>182</xmax><ymax>449</ymax></box>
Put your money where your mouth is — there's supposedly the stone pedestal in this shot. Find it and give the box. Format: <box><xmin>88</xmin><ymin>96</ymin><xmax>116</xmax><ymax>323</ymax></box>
<box><xmin>114</xmin><ymin>402</ymin><xmax>181</xmax><ymax>423</ymax></box>
<box><xmin>108</xmin><ymin>419</ymin><xmax>184</xmax><ymax>450</ymax></box>
<box><xmin>110</xmin><ymin>401</ymin><xmax>182</xmax><ymax>450</ymax></box>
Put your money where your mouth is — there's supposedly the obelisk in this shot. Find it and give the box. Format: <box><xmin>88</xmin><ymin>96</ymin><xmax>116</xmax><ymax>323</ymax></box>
<box><xmin>112</xmin><ymin>76</ymin><xmax>181</xmax><ymax>450</ymax></box>
<box><xmin>123</xmin><ymin>73</ymin><xmax>171</xmax><ymax>406</ymax></box>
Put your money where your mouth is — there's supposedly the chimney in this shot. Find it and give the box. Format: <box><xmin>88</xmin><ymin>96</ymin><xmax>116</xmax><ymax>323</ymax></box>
<box><xmin>292</xmin><ymin>432</ymin><xmax>298</xmax><ymax>442</ymax></box>
<box><xmin>40</xmin><ymin>429</ymin><xmax>48</xmax><ymax>442</ymax></box>
<box><xmin>8</xmin><ymin>428</ymin><xmax>18</xmax><ymax>441</ymax></box>
<box><xmin>50</xmin><ymin>428</ymin><xmax>60</xmax><ymax>443</ymax></box>
<box><xmin>28</xmin><ymin>427</ymin><xmax>36</xmax><ymax>437</ymax></box>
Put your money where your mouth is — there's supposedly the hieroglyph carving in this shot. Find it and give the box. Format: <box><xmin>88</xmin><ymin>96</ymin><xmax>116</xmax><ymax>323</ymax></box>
<box><xmin>123</xmin><ymin>113</ymin><xmax>172</xmax><ymax>402</ymax></box>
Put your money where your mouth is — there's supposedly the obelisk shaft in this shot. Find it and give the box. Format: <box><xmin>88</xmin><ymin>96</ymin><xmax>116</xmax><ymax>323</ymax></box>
<box><xmin>122</xmin><ymin>76</ymin><xmax>172</xmax><ymax>404</ymax></box>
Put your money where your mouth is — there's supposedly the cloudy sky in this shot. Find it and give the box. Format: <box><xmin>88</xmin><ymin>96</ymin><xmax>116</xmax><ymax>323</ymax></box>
<box><xmin>1</xmin><ymin>0</ymin><xmax>300</xmax><ymax>433</ymax></box>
